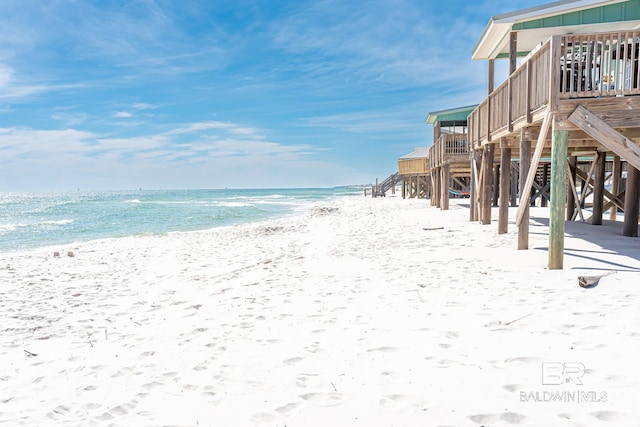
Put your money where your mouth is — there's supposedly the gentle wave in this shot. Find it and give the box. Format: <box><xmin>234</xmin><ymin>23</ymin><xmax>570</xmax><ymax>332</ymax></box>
<box><xmin>217</xmin><ymin>202</ymin><xmax>253</xmax><ymax>208</ymax></box>
<box><xmin>0</xmin><ymin>219</ymin><xmax>74</xmax><ymax>232</ymax></box>
<box><xmin>0</xmin><ymin>188</ymin><xmax>360</xmax><ymax>252</ymax></box>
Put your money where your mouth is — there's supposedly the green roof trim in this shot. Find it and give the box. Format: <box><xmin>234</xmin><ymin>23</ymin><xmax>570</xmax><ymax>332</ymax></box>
<box><xmin>496</xmin><ymin>51</ymin><xmax>534</xmax><ymax>59</ymax></box>
<box><xmin>512</xmin><ymin>0</ymin><xmax>640</xmax><ymax>31</ymax></box>
<box><xmin>425</xmin><ymin>105</ymin><xmax>478</xmax><ymax>125</ymax></box>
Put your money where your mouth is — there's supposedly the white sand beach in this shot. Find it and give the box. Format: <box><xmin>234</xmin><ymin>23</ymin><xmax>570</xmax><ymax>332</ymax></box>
<box><xmin>1</xmin><ymin>196</ymin><xmax>639</xmax><ymax>426</ymax></box>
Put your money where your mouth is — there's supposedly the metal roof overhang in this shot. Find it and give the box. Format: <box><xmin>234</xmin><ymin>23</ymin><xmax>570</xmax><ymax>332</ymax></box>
<box><xmin>472</xmin><ymin>0</ymin><xmax>636</xmax><ymax>60</ymax></box>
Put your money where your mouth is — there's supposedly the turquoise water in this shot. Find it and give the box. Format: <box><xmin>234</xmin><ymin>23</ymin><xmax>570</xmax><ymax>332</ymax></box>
<box><xmin>0</xmin><ymin>188</ymin><xmax>360</xmax><ymax>252</ymax></box>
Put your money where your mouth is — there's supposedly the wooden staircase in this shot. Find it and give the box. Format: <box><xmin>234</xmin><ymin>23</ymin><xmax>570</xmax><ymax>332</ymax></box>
<box><xmin>372</xmin><ymin>172</ymin><xmax>402</xmax><ymax>197</ymax></box>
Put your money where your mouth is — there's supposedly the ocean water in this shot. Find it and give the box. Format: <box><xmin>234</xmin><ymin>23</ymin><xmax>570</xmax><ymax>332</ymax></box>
<box><xmin>0</xmin><ymin>187</ymin><xmax>360</xmax><ymax>253</ymax></box>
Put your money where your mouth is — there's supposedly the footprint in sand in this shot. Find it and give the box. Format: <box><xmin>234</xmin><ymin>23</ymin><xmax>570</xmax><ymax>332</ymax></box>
<box><xmin>469</xmin><ymin>412</ymin><xmax>526</xmax><ymax>425</ymax></box>
<box><xmin>109</xmin><ymin>405</ymin><xmax>130</xmax><ymax>416</ymax></box>
<box><xmin>469</xmin><ymin>413</ymin><xmax>498</xmax><ymax>424</ymax></box>
<box><xmin>367</xmin><ymin>346</ymin><xmax>399</xmax><ymax>353</ymax></box>
<box><xmin>502</xmin><ymin>384</ymin><xmax>522</xmax><ymax>393</ymax></box>
<box><xmin>299</xmin><ymin>392</ymin><xmax>343</xmax><ymax>407</ymax></box>
<box><xmin>378</xmin><ymin>394</ymin><xmax>422</xmax><ymax>410</ymax></box>
<box><xmin>275</xmin><ymin>402</ymin><xmax>302</xmax><ymax>415</ymax></box>
<box><xmin>500</xmin><ymin>412</ymin><xmax>527</xmax><ymax>424</ymax></box>
<box><xmin>81</xmin><ymin>402</ymin><xmax>102</xmax><ymax>411</ymax></box>
<box><xmin>504</xmin><ymin>356</ymin><xmax>544</xmax><ymax>364</ymax></box>
<box><xmin>251</xmin><ymin>412</ymin><xmax>277</xmax><ymax>423</ymax></box>
<box><xmin>96</xmin><ymin>412</ymin><xmax>115</xmax><ymax>421</ymax></box>
<box><xmin>193</xmin><ymin>363</ymin><xmax>208</xmax><ymax>371</ymax></box>
<box><xmin>141</xmin><ymin>381</ymin><xmax>162</xmax><ymax>390</ymax></box>
<box><xmin>591</xmin><ymin>411</ymin><xmax>625</xmax><ymax>421</ymax></box>
<box><xmin>283</xmin><ymin>356</ymin><xmax>304</xmax><ymax>365</ymax></box>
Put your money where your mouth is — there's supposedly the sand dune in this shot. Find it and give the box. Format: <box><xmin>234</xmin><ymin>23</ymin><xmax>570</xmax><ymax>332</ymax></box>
<box><xmin>1</xmin><ymin>196</ymin><xmax>639</xmax><ymax>426</ymax></box>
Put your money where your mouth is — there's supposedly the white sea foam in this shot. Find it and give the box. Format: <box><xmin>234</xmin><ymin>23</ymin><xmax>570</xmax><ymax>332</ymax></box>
<box><xmin>218</xmin><ymin>202</ymin><xmax>252</xmax><ymax>208</ymax></box>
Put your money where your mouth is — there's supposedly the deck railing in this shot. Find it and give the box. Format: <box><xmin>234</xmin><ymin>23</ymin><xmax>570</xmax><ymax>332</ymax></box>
<box><xmin>468</xmin><ymin>30</ymin><xmax>640</xmax><ymax>149</ymax></box>
<box><xmin>429</xmin><ymin>133</ymin><xmax>469</xmax><ymax>169</ymax></box>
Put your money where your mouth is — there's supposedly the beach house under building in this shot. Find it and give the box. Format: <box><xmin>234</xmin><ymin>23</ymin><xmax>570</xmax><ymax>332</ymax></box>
<box><xmin>467</xmin><ymin>0</ymin><xmax>640</xmax><ymax>269</ymax></box>
<box><xmin>425</xmin><ymin>105</ymin><xmax>477</xmax><ymax>210</ymax></box>
<box><xmin>398</xmin><ymin>147</ymin><xmax>431</xmax><ymax>199</ymax></box>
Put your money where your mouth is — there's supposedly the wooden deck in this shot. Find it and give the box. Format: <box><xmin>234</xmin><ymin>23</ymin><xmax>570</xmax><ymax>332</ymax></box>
<box><xmin>466</xmin><ymin>30</ymin><xmax>640</xmax><ymax>268</ymax></box>
<box><xmin>469</xmin><ymin>31</ymin><xmax>640</xmax><ymax>148</ymax></box>
<box><xmin>429</xmin><ymin>133</ymin><xmax>470</xmax><ymax>173</ymax></box>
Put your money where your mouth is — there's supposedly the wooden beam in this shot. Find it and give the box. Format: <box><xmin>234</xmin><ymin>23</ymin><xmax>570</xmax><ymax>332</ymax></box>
<box><xmin>549</xmin><ymin>119</ymin><xmax>568</xmax><ymax>270</ymax></box>
<box><xmin>488</xmin><ymin>59</ymin><xmax>495</xmax><ymax>95</ymax></box>
<box><xmin>433</xmin><ymin>167</ymin><xmax>442</xmax><ymax>208</ymax></box>
<box><xmin>441</xmin><ymin>163</ymin><xmax>450</xmax><ymax>210</ymax></box>
<box><xmin>516</xmin><ymin>110</ymin><xmax>552</xmax><ymax>225</ymax></box>
<box><xmin>568</xmin><ymin>105</ymin><xmax>640</xmax><ymax>171</ymax></box>
<box><xmin>481</xmin><ymin>145</ymin><xmax>494</xmax><ymax>225</ymax></box>
<box><xmin>402</xmin><ymin>176</ymin><xmax>406</xmax><ymax>199</ymax></box>
<box><xmin>499</xmin><ymin>147</ymin><xmax>511</xmax><ymax>234</ymax></box>
<box><xmin>510</xmin><ymin>161</ymin><xmax>518</xmax><ymax>207</ymax></box>
<box><xmin>567</xmin><ymin>156</ymin><xmax>577</xmax><ymax>220</ymax></box>
<box><xmin>493</xmin><ymin>164</ymin><xmax>500</xmax><ymax>207</ymax></box>
<box><xmin>451</xmin><ymin>176</ymin><xmax>468</xmax><ymax>190</ymax></box>
<box><xmin>623</xmin><ymin>165</ymin><xmax>640</xmax><ymax>237</ymax></box>
<box><xmin>578</xmin><ymin>156</ymin><xmax>598</xmax><ymax>210</ymax></box>
<box><xmin>541</xmin><ymin>163</ymin><xmax>549</xmax><ymax>207</ymax></box>
<box><xmin>471</xmin><ymin>152</ymin><xmax>481</xmax><ymax>222</ymax></box>
<box><xmin>509</xmin><ymin>32</ymin><xmax>517</xmax><ymax>74</ymax></box>
<box><xmin>610</xmin><ymin>155</ymin><xmax>621</xmax><ymax>221</ymax></box>
<box><xmin>518</xmin><ymin>134</ymin><xmax>531</xmax><ymax>250</ymax></box>
<box><xmin>592</xmin><ymin>151</ymin><xmax>606</xmax><ymax>225</ymax></box>
<box><xmin>574</xmin><ymin>166</ymin><xmax>624</xmax><ymax>211</ymax></box>
<box><xmin>548</xmin><ymin>36</ymin><xmax>561</xmax><ymax>113</ymax></box>
<box><xmin>531</xmin><ymin>181</ymin><xmax>550</xmax><ymax>203</ymax></box>
<box><xmin>477</xmin><ymin>151</ymin><xmax>485</xmax><ymax>221</ymax></box>
<box><xmin>601</xmin><ymin>190</ymin><xmax>625</xmax><ymax>215</ymax></box>
<box><xmin>566</xmin><ymin>161</ymin><xmax>585</xmax><ymax>222</ymax></box>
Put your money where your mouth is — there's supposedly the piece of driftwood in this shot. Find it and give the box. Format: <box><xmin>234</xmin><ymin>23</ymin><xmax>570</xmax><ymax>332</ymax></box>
<box><xmin>504</xmin><ymin>313</ymin><xmax>532</xmax><ymax>326</ymax></box>
<box><xmin>578</xmin><ymin>271</ymin><xmax>617</xmax><ymax>289</ymax></box>
<box><xmin>422</xmin><ymin>226</ymin><xmax>444</xmax><ymax>231</ymax></box>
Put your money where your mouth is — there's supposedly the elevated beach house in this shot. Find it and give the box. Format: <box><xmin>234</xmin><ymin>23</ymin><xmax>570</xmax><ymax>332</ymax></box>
<box><xmin>398</xmin><ymin>148</ymin><xmax>431</xmax><ymax>199</ymax></box>
<box><xmin>425</xmin><ymin>105</ymin><xmax>476</xmax><ymax>210</ymax></box>
<box><xmin>467</xmin><ymin>0</ymin><xmax>640</xmax><ymax>269</ymax></box>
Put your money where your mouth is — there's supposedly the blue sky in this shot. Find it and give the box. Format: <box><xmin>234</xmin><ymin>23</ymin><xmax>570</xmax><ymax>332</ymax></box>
<box><xmin>0</xmin><ymin>0</ymin><xmax>545</xmax><ymax>191</ymax></box>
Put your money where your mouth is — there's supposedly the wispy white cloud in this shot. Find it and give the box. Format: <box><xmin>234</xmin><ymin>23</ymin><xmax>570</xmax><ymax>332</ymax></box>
<box><xmin>132</xmin><ymin>103</ymin><xmax>159</xmax><ymax>110</ymax></box>
<box><xmin>165</xmin><ymin>121</ymin><xmax>235</xmax><ymax>135</ymax></box>
<box><xmin>51</xmin><ymin>111</ymin><xmax>89</xmax><ymax>126</ymax></box>
<box><xmin>113</xmin><ymin>111</ymin><xmax>133</xmax><ymax>118</ymax></box>
<box><xmin>0</xmin><ymin>118</ymin><xmax>318</xmax><ymax>167</ymax></box>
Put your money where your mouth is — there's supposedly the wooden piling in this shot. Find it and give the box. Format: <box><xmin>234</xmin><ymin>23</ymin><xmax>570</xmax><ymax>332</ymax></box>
<box><xmin>549</xmin><ymin>119</ymin><xmax>568</xmax><ymax>270</ymax></box>
<box><xmin>518</xmin><ymin>135</ymin><xmax>531</xmax><ymax>250</ymax></box>
<box><xmin>610</xmin><ymin>156</ymin><xmax>621</xmax><ymax>221</ymax></box>
<box><xmin>434</xmin><ymin>168</ymin><xmax>441</xmax><ymax>208</ymax></box>
<box><xmin>493</xmin><ymin>164</ymin><xmax>500</xmax><ymax>207</ymax></box>
<box><xmin>499</xmin><ymin>146</ymin><xmax>511</xmax><ymax>234</ymax></box>
<box><xmin>481</xmin><ymin>144</ymin><xmax>494</xmax><ymax>225</ymax></box>
<box><xmin>623</xmin><ymin>165</ymin><xmax>640</xmax><ymax>237</ymax></box>
<box><xmin>471</xmin><ymin>151</ymin><xmax>481</xmax><ymax>222</ymax></box>
<box><xmin>592</xmin><ymin>151</ymin><xmax>606</xmax><ymax>225</ymax></box>
<box><xmin>402</xmin><ymin>176</ymin><xmax>406</xmax><ymax>199</ymax></box>
<box><xmin>441</xmin><ymin>163</ymin><xmax>450</xmax><ymax>210</ymax></box>
<box><xmin>541</xmin><ymin>164</ymin><xmax>549</xmax><ymax>207</ymax></box>
<box><xmin>510</xmin><ymin>162</ymin><xmax>518</xmax><ymax>207</ymax></box>
<box><xmin>567</xmin><ymin>156</ymin><xmax>577</xmax><ymax>220</ymax></box>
